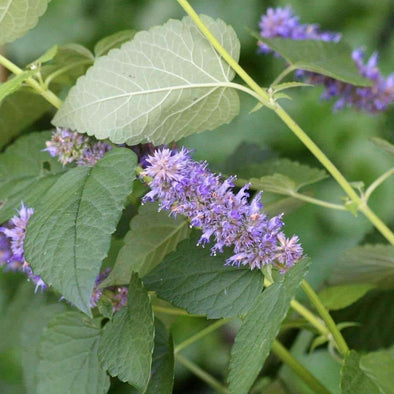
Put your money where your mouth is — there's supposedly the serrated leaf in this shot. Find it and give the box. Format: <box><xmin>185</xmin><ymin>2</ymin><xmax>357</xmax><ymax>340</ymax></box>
<box><xmin>341</xmin><ymin>351</ymin><xmax>380</xmax><ymax>394</ymax></box>
<box><xmin>259</xmin><ymin>37</ymin><xmax>371</xmax><ymax>86</ymax></box>
<box><xmin>36</xmin><ymin>311</ymin><xmax>110</xmax><ymax>394</ymax></box>
<box><xmin>102</xmin><ymin>203</ymin><xmax>190</xmax><ymax>287</ymax></box>
<box><xmin>247</xmin><ymin>158</ymin><xmax>327</xmax><ymax>195</ymax></box>
<box><xmin>20</xmin><ymin>300</ymin><xmax>65</xmax><ymax>394</ymax></box>
<box><xmin>318</xmin><ymin>283</ymin><xmax>375</xmax><ymax>310</ymax></box>
<box><xmin>145</xmin><ymin>319</ymin><xmax>174</xmax><ymax>394</ymax></box>
<box><xmin>359</xmin><ymin>350</ymin><xmax>394</xmax><ymax>394</ymax></box>
<box><xmin>370</xmin><ymin>137</ymin><xmax>394</xmax><ymax>157</ymax></box>
<box><xmin>0</xmin><ymin>89</ymin><xmax>52</xmax><ymax>149</ymax></box>
<box><xmin>0</xmin><ymin>70</ymin><xmax>36</xmax><ymax>101</ymax></box>
<box><xmin>330</xmin><ymin>244</ymin><xmax>394</xmax><ymax>289</ymax></box>
<box><xmin>0</xmin><ymin>131</ymin><xmax>65</xmax><ymax>223</ymax></box>
<box><xmin>52</xmin><ymin>15</ymin><xmax>240</xmax><ymax>145</ymax></box>
<box><xmin>227</xmin><ymin>259</ymin><xmax>310</xmax><ymax>394</ymax></box>
<box><xmin>144</xmin><ymin>232</ymin><xmax>264</xmax><ymax>319</ymax></box>
<box><xmin>25</xmin><ymin>148</ymin><xmax>137</xmax><ymax>314</ymax></box>
<box><xmin>94</xmin><ymin>30</ymin><xmax>136</xmax><ymax>57</ymax></box>
<box><xmin>0</xmin><ymin>0</ymin><xmax>49</xmax><ymax>45</ymax></box>
<box><xmin>98</xmin><ymin>274</ymin><xmax>154</xmax><ymax>392</ymax></box>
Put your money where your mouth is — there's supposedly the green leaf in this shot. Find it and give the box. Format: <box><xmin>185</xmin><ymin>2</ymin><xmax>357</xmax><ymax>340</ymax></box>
<box><xmin>247</xmin><ymin>158</ymin><xmax>327</xmax><ymax>195</ymax></box>
<box><xmin>145</xmin><ymin>319</ymin><xmax>174</xmax><ymax>394</ymax></box>
<box><xmin>25</xmin><ymin>148</ymin><xmax>137</xmax><ymax>314</ymax></box>
<box><xmin>20</xmin><ymin>300</ymin><xmax>66</xmax><ymax>394</ymax></box>
<box><xmin>144</xmin><ymin>232</ymin><xmax>264</xmax><ymax>319</ymax></box>
<box><xmin>52</xmin><ymin>15</ymin><xmax>240</xmax><ymax>145</ymax></box>
<box><xmin>98</xmin><ymin>273</ymin><xmax>154</xmax><ymax>392</ymax></box>
<box><xmin>359</xmin><ymin>350</ymin><xmax>394</xmax><ymax>394</ymax></box>
<box><xmin>341</xmin><ymin>351</ymin><xmax>380</xmax><ymax>394</ymax></box>
<box><xmin>318</xmin><ymin>283</ymin><xmax>376</xmax><ymax>310</ymax></box>
<box><xmin>258</xmin><ymin>37</ymin><xmax>371</xmax><ymax>86</ymax></box>
<box><xmin>272</xmin><ymin>82</ymin><xmax>312</xmax><ymax>92</ymax></box>
<box><xmin>0</xmin><ymin>131</ymin><xmax>65</xmax><ymax>223</ymax></box>
<box><xmin>28</xmin><ymin>44</ymin><xmax>58</xmax><ymax>66</ymax></box>
<box><xmin>0</xmin><ymin>0</ymin><xmax>49</xmax><ymax>45</ymax></box>
<box><xmin>94</xmin><ymin>30</ymin><xmax>136</xmax><ymax>57</ymax></box>
<box><xmin>370</xmin><ymin>137</ymin><xmax>394</xmax><ymax>157</ymax></box>
<box><xmin>102</xmin><ymin>203</ymin><xmax>190</xmax><ymax>287</ymax></box>
<box><xmin>37</xmin><ymin>311</ymin><xmax>110</xmax><ymax>394</ymax></box>
<box><xmin>0</xmin><ymin>89</ymin><xmax>52</xmax><ymax>150</ymax></box>
<box><xmin>0</xmin><ymin>70</ymin><xmax>36</xmax><ymax>101</ymax></box>
<box><xmin>330</xmin><ymin>244</ymin><xmax>394</xmax><ymax>289</ymax></box>
<box><xmin>227</xmin><ymin>259</ymin><xmax>310</xmax><ymax>394</ymax></box>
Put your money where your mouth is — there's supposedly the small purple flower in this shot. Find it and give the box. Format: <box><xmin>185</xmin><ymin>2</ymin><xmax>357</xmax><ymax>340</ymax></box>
<box><xmin>0</xmin><ymin>203</ymin><xmax>47</xmax><ymax>292</ymax></box>
<box><xmin>258</xmin><ymin>6</ymin><xmax>340</xmax><ymax>54</ymax></box>
<box><xmin>142</xmin><ymin>148</ymin><xmax>303</xmax><ymax>271</ymax></box>
<box><xmin>45</xmin><ymin>127</ymin><xmax>112</xmax><ymax>166</ymax></box>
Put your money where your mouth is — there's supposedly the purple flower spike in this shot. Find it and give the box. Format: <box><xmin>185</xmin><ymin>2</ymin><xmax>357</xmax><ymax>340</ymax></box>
<box><xmin>45</xmin><ymin>127</ymin><xmax>112</xmax><ymax>166</ymax></box>
<box><xmin>142</xmin><ymin>148</ymin><xmax>303</xmax><ymax>272</ymax></box>
<box><xmin>0</xmin><ymin>203</ymin><xmax>47</xmax><ymax>292</ymax></box>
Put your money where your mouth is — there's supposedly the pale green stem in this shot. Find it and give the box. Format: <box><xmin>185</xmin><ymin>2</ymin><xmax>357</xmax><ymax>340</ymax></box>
<box><xmin>175</xmin><ymin>318</ymin><xmax>232</xmax><ymax>354</ymax></box>
<box><xmin>364</xmin><ymin>167</ymin><xmax>394</xmax><ymax>202</ymax></box>
<box><xmin>176</xmin><ymin>0</ymin><xmax>394</xmax><ymax>245</ymax></box>
<box><xmin>44</xmin><ymin>59</ymin><xmax>93</xmax><ymax>88</ymax></box>
<box><xmin>0</xmin><ymin>54</ymin><xmax>63</xmax><ymax>109</ymax></box>
<box><xmin>271</xmin><ymin>65</ymin><xmax>296</xmax><ymax>87</ymax></box>
<box><xmin>153</xmin><ymin>305</ymin><xmax>201</xmax><ymax>316</ymax></box>
<box><xmin>301</xmin><ymin>280</ymin><xmax>349</xmax><ymax>356</ymax></box>
<box><xmin>175</xmin><ymin>354</ymin><xmax>229</xmax><ymax>394</ymax></box>
<box><xmin>271</xmin><ymin>340</ymin><xmax>330</xmax><ymax>394</ymax></box>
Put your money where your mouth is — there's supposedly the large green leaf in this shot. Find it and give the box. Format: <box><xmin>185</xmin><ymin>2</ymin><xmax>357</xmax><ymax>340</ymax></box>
<box><xmin>145</xmin><ymin>319</ymin><xmax>174</xmax><ymax>394</ymax></box>
<box><xmin>0</xmin><ymin>131</ymin><xmax>65</xmax><ymax>223</ymax></box>
<box><xmin>318</xmin><ymin>283</ymin><xmax>375</xmax><ymax>310</ymax></box>
<box><xmin>144</xmin><ymin>232</ymin><xmax>264</xmax><ymax>319</ymax></box>
<box><xmin>25</xmin><ymin>148</ymin><xmax>137</xmax><ymax>314</ymax></box>
<box><xmin>258</xmin><ymin>37</ymin><xmax>371</xmax><ymax>86</ymax></box>
<box><xmin>20</xmin><ymin>300</ymin><xmax>65</xmax><ymax>394</ymax></box>
<box><xmin>359</xmin><ymin>350</ymin><xmax>394</xmax><ymax>394</ymax></box>
<box><xmin>370</xmin><ymin>137</ymin><xmax>394</xmax><ymax>157</ymax></box>
<box><xmin>0</xmin><ymin>90</ymin><xmax>52</xmax><ymax>150</ymax></box>
<box><xmin>52</xmin><ymin>15</ymin><xmax>240</xmax><ymax>145</ymax></box>
<box><xmin>227</xmin><ymin>259</ymin><xmax>310</xmax><ymax>394</ymax></box>
<box><xmin>94</xmin><ymin>30</ymin><xmax>136</xmax><ymax>57</ymax></box>
<box><xmin>341</xmin><ymin>351</ymin><xmax>380</xmax><ymax>394</ymax></box>
<box><xmin>98</xmin><ymin>273</ymin><xmax>154</xmax><ymax>392</ymax></box>
<box><xmin>330</xmin><ymin>245</ymin><xmax>394</xmax><ymax>289</ymax></box>
<box><xmin>0</xmin><ymin>0</ymin><xmax>49</xmax><ymax>45</ymax></box>
<box><xmin>36</xmin><ymin>311</ymin><xmax>110</xmax><ymax>394</ymax></box>
<box><xmin>102</xmin><ymin>203</ymin><xmax>190</xmax><ymax>287</ymax></box>
<box><xmin>243</xmin><ymin>159</ymin><xmax>328</xmax><ymax>195</ymax></box>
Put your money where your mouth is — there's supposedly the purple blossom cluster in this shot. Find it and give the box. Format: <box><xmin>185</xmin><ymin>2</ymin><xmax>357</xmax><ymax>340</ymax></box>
<box><xmin>0</xmin><ymin>203</ymin><xmax>47</xmax><ymax>292</ymax></box>
<box><xmin>258</xmin><ymin>6</ymin><xmax>340</xmax><ymax>54</ymax></box>
<box><xmin>45</xmin><ymin>127</ymin><xmax>112</xmax><ymax>166</ymax></box>
<box><xmin>258</xmin><ymin>6</ymin><xmax>394</xmax><ymax>113</ymax></box>
<box><xmin>0</xmin><ymin>203</ymin><xmax>127</xmax><ymax>311</ymax></box>
<box><xmin>142</xmin><ymin>148</ymin><xmax>303</xmax><ymax>271</ymax></box>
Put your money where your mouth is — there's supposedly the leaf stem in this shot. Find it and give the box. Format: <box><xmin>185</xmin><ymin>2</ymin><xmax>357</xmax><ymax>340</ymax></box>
<box><xmin>271</xmin><ymin>65</ymin><xmax>296</xmax><ymax>87</ymax></box>
<box><xmin>271</xmin><ymin>340</ymin><xmax>330</xmax><ymax>394</ymax></box>
<box><xmin>364</xmin><ymin>167</ymin><xmax>394</xmax><ymax>202</ymax></box>
<box><xmin>176</xmin><ymin>0</ymin><xmax>394</xmax><ymax>245</ymax></box>
<box><xmin>300</xmin><ymin>280</ymin><xmax>349</xmax><ymax>356</ymax></box>
<box><xmin>0</xmin><ymin>54</ymin><xmax>63</xmax><ymax>109</ymax></box>
<box><xmin>175</xmin><ymin>354</ymin><xmax>229</xmax><ymax>394</ymax></box>
<box><xmin>44</xmin><ymin>59</ymin><xmax>93</xmax><ymax>88</ymax></box>
<box><xmin>175</xmin><ymin>318</ymin><xmax>232</xmax><ymax>354</ymax></box>
<box><xmin>152</xmin><ymin>305</ymin><xmax>200</xmax><ymax>317</ymax></box>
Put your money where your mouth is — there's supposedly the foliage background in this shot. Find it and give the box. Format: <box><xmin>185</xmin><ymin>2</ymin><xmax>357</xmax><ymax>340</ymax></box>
<box><xmin>1</xmin><ymin>0</ymin><xmax>392</xmax><ymax>392</ymax></box>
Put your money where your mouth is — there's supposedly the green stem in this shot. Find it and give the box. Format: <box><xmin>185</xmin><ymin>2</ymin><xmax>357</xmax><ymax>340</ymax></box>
<box><xmin>301</xmin><ymin>280</ymin><xmax>349</xmax><ymax>356</ymax></box>
<box><xmin>152</xmin><ymin>305</ymin><xmax>200</xmax><ymax>317</ymax></box>
<box><xmin>271</xmin><ymin>65</ymin><xmax>296</xmax><ymax>87</ymax></box>
<box><xmin>44</xmin><ymin>59</ymin><xmax>93</xmax><ymax>88</ymax></box>
<box><xmin>175</xmin><ymin>318</ymin><xmax>232</xmax><ymax>354</ymax></box>
<box><xmin>272</xmin><ymin>340</ymin><xmax>330</xmax><ymax>394</ymax></box>
<box><xmin>364</xmin><ymin>167</ymin><xmax>394</xmax><ymax>202</ymax></box>
<box><xmin>0</xmin><ymin>54</ymin><xmax>63</xmax><ymax>109</ymax></box>
<box><xmin>177</xmin><ymin>0</ymin><xmax>394</xmax><ymax>245</ymax></box>
<box><xmin>175</xmin><ymin>354</ymin><xmax>229</xmax><ymax>394</ymax></box>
